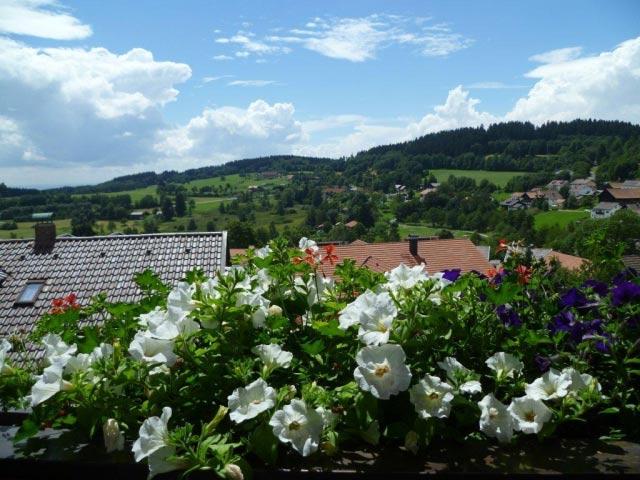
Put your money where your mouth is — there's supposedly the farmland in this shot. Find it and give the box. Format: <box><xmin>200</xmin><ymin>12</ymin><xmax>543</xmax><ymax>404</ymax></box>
<box><xmin>428</xmin><ymin>169</ymin><xmax>522</xmax><ymax>188</ymax></box>
<box><xmin>534</xmin><ymin>210</ymin><xmax>591</xmax><ymax>230</ymax></box>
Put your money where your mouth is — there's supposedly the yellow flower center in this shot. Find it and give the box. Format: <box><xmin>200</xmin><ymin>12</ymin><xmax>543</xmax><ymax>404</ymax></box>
<box><xmin>289</xmin><ymin>421</ymin><xmax>301</xmax><ymax>431</ymax></box>
<box><xmin>427</xmin><ymin>391</ymin><xmax>440</xmax><ymax>400</ymax></box>
<box><xmin>374</xmin><ymin>363</ymin><xmax>390</xmax><ymax>377</ymax></box>
<box><xmin>524</xmin><ymin>411</ymin><xmax>536</xmax><ymax>422</ymax></box>
<box><xmin>488</xmin><ymin>407</ymin><xmax>499</xmax><ymax>419</ymax></box>
<box><xmin>251</xmin><ymin>399</ymin><xmax>262</xmax><ymax>405</ymax></box>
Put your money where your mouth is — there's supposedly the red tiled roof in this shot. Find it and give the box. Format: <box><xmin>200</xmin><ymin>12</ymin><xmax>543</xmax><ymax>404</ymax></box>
<box><xmin>318</xmin><ymin>238</ymin><xmax>491</xmax><ymax>277</ymax></box>
<box><xmin>344</xmin><ymin>220</ymin><xmax>359</xmax><ymax>228</ymax></box>
<box><xmin>545</xmin><ymin>251</ymin><xmax>587</xmax><ymax>271</ymax></box>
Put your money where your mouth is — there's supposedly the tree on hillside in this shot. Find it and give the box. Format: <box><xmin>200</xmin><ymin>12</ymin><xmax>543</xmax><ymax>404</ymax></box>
<box><xmin>71</xmin><ymin>204</ymin><xmax>95</xmax><ymax>236</ymax></box>
<box><xmin>175</xmin><ymin>190</ymin><xmax>187</xmax><ymax>217</ymax></box>
<box><xmin>161</xmin><ymin>197</ymin><xmax>175</xmax><ymax>221</ymax></box>
<box><xmin>227</xmin><ymin>221</ymin><xmax>256</xmax><ymax>248</ymax></box>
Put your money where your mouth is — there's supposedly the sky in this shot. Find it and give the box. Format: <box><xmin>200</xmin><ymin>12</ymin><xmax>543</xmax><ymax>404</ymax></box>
<box><xmin>0</xmin><ymin>0</ymin><xmax>639</xmax><ymax>188</ymax></box>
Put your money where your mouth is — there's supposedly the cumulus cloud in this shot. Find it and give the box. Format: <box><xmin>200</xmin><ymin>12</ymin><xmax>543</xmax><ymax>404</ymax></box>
<box><xmin>0</xmin><ymin>0</ymin><xmax>92</xmax><ymax>40</ymax></box>
<box><xmin>0</xmin><ymin>37</ymin><xmax>191</xmax><ymax>184</ymax></box>
<box><xmin>296</xmin><ymin>86</ymin><xmax>496</xmax><ymax>157</ymax></box>
<box><xmin>529</xmin><ymin>46</ymin><xmax>583</xmax><ymax>64</ymax></box>
<box><xmin>221</xmin><ymin>15</ymin><xmax>472</xmax><ymax>62</ymax></box>
<box><xmin>508</xmin><ymin>37</ymin><xmax>640</xmax><ymax>123</ymax></box>
<box><xmin>154</xmin><ymin>99</ymin><xmax>303</xmax><ymax>164</ymax></box>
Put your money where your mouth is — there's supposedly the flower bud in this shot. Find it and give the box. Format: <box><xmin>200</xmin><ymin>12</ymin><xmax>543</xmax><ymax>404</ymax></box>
<box><xmin>404</xmin><ymin>430</ymin><xmax>419</xmax><ymax>455</ymax></box>
<box><xmin>103</xmin><ymin>418</ymin><xmax>124</xmax><ymax>453</ymax></box>
<box><xmin>268</xmin><ymin>305</ymin><xmax>283</xmax><ymax>316</ymax></box>
<box><xmin>224</xmin><ymin>464</ymin><xmax>244</xmax><ymax>480</ymax></box>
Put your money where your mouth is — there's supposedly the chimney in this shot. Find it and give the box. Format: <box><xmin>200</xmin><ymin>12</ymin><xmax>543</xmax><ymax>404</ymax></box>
<box><xmin>408</xmin><ymin>235</ymin><xmax>419</xmax><ymax>256</ymax></box>
<box><xmin>34</xmin><ymin>222</ymin><xmax>56</xmax><ymax>252</ymax></box>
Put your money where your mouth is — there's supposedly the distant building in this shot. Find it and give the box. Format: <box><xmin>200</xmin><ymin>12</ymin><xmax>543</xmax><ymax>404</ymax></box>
<box><xmin>129</xmin><ymin>211</ymin><xmax>145</xmax><ymax>220</ymax></box>
<box><xmin>600</xmin><ymin>188</ymin><xmax>640</xmax><ymax>206</ymax></box>
<box><xmin>608</xmin><ymin>179</ymin><xmax>640</xmax><ymax>189</ymax></box>
<box><xmin>591</xmin><ymin>202</ymin><xmax>622</xmax><ymax>219</ymax></box>
<box><xmin>260</xmin><ymin>171</ymin><xmax>279</xmax><ymax>179</ymax></box>
<box><xmin>344</xmin><ymin>220</ymin><xmax>359</xmax><ymax>229</ymax></box>
<box><xmin>0</xmin><ymin>226</ymin><xmax>228</xmax><ymax>362</ymax></box>
<box><xmin>531</xmin><ymin>248</ymin><xmax>587</xmax><ymax>271</ymax></box>
<box><xmin>500</xmin><ymin>192</ymin><xmax>531</xmax><ymax>210</ymax></box>
<box><xmin>547</xmin><ymin>179</ymin><xmax>569</xmax><ymax>192</ymax></box>
<box><xmin>570</xmin><ymin>179</ymin><xmax>597</xmax><ymax>198</ymax></box>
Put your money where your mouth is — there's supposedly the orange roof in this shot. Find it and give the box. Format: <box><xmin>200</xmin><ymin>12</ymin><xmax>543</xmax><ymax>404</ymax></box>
<box><xmin>230</xmin><ymin>248</ymin><xmax>246</xmax><ymax>257</ymax></box>
<box><xmin>545</xmin><ymin>251</ymin><xmax>587</xmax><ymax>271</ymax></box>
<box><xmin>345</xmin><ymin>220</ymin><xmax>359</xmax><ymax>228</ymax></box>
<box><xmin>318</xmin><ymin>238</ymin><xmax>491</xmax><ymax>277</ymax></box>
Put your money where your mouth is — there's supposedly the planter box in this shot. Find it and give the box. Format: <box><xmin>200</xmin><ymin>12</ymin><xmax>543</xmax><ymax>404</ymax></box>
<box><xmin>1</xmin><ymin>425</ymin><xmax>639</xmax><ymax>478</ymax></box>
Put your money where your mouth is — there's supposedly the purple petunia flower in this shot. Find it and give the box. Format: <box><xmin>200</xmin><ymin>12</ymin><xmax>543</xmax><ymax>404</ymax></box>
<box><xmin>559</xmin><ymin>288</ymin><xmax>588</xmax><ymax>308</ymax></box>
<box><xmin>548</xmin><ymin>310</ymin><xmax>575</xmax><ymax>335</ymax></box>
<box><xmin>496</xmin><ymin>304</ymin><xmax>522</xmax><ymax>327</ymax></box>
<box><xmin>470</xmin><ymin>270</ymin><xmax>487</xmax><ymax>280</ymax></box>
<box><xmin>534</xmin><ymin>354</ymin><xmax>551</xmax><ymax>373</ymax></box>
<box><xmin>612</xmin><ymin>268</ymin><xmax>638</xmax><ymax>286</ymax></box>
<box><xmin>582</xmin><ymin>279</ymin><xmax>609</xmax><ymax>297</ymax></box>
<box><xmin>441</xmin><ymin>269</ymin><xmax>462</xmax><ymax>282</ymax></box>
<box><xmin>611</xmin><ymin>281</ymin><xmax>640</xmax><ymax>306</ymax></box>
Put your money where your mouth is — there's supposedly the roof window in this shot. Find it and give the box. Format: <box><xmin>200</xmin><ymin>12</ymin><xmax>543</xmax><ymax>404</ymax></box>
<box><xmin>15</xmin><ymin>280</ymin><xmax>45</xmax><ymax>305</ymax></box>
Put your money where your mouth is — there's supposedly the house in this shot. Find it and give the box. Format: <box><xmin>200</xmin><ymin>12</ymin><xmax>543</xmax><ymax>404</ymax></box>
<box><xmin>0</xmin><ymin>223</ymin><xmax>228</xmax><ymax>362</ymax></box>
<box><xmin>544</xmin><ymin>190</ymin><xmax>565</xmax><ymax>208</ymax></box>
<box><xmin>317</xmin><ymin>237</ymin><xmax>492</xmax><ymax>278</ymax></box>
<box><xmin>623</xmin><ymin>255</ymin><xmax>640</xmax><ymax>271</ymax></box>
<box><xmin>591</xmin><ymin>202</ymin><xmax>622</xmax><ymax>219</ymax></box>
<box><xmin>344</xmin><ymin>220</ymin><xmax>359</xmax><ymax>229</ymax></box>
<box><xmin>570</xmin><ymin>179</ymin><xmax>597</xmax><ymax>198</ymax></box>
<box><xmin>547</xmin><ymin>179</ymin><xmax>569</xmax><ymax>192</ymax></box>
<box><xmin>419</xmin><ymin>183</ymin><xmax>440</xmax><ymax>198</ymax></box>
<box><xmin>531</xmin><ymin>248</ymin><xmax>587</xmax><ymax>271</ymax></box>
<box><xmin>500</xmin><ymin>192</ymin><xmax>531</xmax><ymax>210</ymax></box>
<box><xmin>607</xmin><ymin>179</ymin><xmax>640</xmax><ymax>189</ymax></box>
<box><xmin>599</xmin><ymin>188</ymin><xmax>640</xmax><ymax>206</ymax></box>
<box><xmin>260</xmin><ymin>171</ymin><xmax>279</xmax><ymax>179</ymax></box>
<box><xmin>322</xmin><ymin>186</ymin><xmax>346</xmax><ymax>200</ymax></box>
<box><xmin>129</xmin><ymin>211</ymin><xmax>145</xmax><ymax>220</ymax></box>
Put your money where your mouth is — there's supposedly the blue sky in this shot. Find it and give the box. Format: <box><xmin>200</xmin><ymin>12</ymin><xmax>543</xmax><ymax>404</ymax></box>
<box><xmin>0</xmin><ymin>0</ymin><xmax>639</xmax><ymax>187</ymax></box>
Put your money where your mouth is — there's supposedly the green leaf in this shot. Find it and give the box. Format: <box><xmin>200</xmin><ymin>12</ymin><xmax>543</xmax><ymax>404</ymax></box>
<box><xmin>312</xmin><ymin>319</ymin><xmax>347</xmax><ymax>337</ymax></box>
<box><xmin>13</xmin><ymin>418</ymin><xmax>39</xmax><ymax>444</ymax></box>
<box><xmin>599</xmin><ymin>407</ymin><xmax>620</xmax><ymax>414</ymax></box>
<box><xmin>249</xmin><ymin>423</ymin><xmax>278</xmax><ymax>465</ymax></box>
<box><xmin>301</xmin><ymin>339</ymin><xmax>325</xmax><ymax>356</ymax></box>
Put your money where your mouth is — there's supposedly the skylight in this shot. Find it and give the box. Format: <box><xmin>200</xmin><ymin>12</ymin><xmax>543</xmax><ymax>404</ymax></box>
<box><xmin>15</xmin><ymin>281</ymin><xmax>44</xmax><ymax>305</ymax></box>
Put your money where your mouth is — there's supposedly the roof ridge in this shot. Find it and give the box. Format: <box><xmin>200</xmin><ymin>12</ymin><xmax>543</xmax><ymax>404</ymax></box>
<box><xmin>0</xmin><ymin>231</ymin><xmax>225</xmax><ymax>243</ymax></box>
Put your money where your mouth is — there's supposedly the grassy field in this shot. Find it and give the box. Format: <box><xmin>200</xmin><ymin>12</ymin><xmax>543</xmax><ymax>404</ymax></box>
<box><xmin>398</xmin><ymin>223</ymin><xmax>476</xmax><ymax>239</ymax></box>
<box><xmin>72</xmin><ymin>173</ymin><xmax>290</xmax><ymax>203</ymax></box>
<box><xmin>534</xmin><ymin>210</ymin><xmax>590</xmax><ymax>230</ymax></box>
<box><xmin>429</xmin><ymin>169</ymin><xmax>522</xmax><ymax>188</ymax></box>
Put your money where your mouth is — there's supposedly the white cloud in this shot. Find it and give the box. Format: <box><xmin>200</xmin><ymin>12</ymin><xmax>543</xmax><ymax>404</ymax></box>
<box><xmin>154</xmin><ymin>99</ymin><xmax>303</xmax><ymax>164</ymax></box>
<box><xmin>0</xmin><ymin>37</ymin><xmax>191</xmax><ymax>183</ymax></box>
<box><xmin>0</xmin><ymin>0</ymin><xmax>92</xmax><ymax>40</ymax></box>
<box><xmin>228</xmin><ymin>79</ymin><xmax>277</xmax><ymax>87</ymax></box>
<box><xmin>202</xmin><ymin>75</ymin><xmax>232</xmax><ymax>83</ymax></box>
<box><xmin>225</xmin><ymin>15</ymin><xmax>472</xmax><ymax>62</ymax></box>
<box><xmin>467</xmin><ymin>81</ymin><xmax>528</xmax><ymax>89</ymax></box>
<box><xmin>508</xmin><ymin>37</ymin><xmax>640</xmax><ymax>123</ymax></box>
<box><xmin>213</xmin><ymin>54</ymin><xmax>233</xmax><ymax>61</ymax></box>
<box><xmin>529</xmin><ymin>46</ymin><xmax>583</xmax><ymax>64</ymax></box>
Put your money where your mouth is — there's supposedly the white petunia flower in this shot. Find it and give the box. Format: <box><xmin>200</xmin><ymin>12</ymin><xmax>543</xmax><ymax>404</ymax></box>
<box><xmin>64</xmin><ymin>353</ymin><xmax>93</xmax><ymax>374</ymax></box>
<box><xmin>478</xmin><ymin>393</ymin><xmax>514</xmax><ymax>443</ymax></box>
<box><xmin>357</xmin><ymin>294</ymin><xmax>397</xmax><ymax>346</ymax></box>
<box><xmin>0</xmin><ymin>338</ymin><xmax>12</xmax><ymax>373</ymax></box>
<box><xmin>269</xmin><ymin>399</ymin><xmax>324</xmax><ymax>457</ymax></box>
<box><xmin>298</xmin><ymin>237</ymin><xmax>319</xmax><ymax>254</ymax></box>
<box><xmin>300</xmin><ymin>275</ymin><xmax>334</xmax><ymax>307</ymax></box>
<box><xmin>384</xmin><ymin>263</ymin><xmax>428</xmax><ymax>291</ymax></box>
<box><xmin>437</xmin><ymin>357</ymin><xmax>482</xmax><ymax>395</ymax></box>
<box><xmin>252</xmin><ymin>268</ymin><xmax>272</xmax><ymax>294</ymax></box>
<box><xmin>252</xmin><ymin>344</ymin><xmax>293</xmax><ymax>370</ymax></box>
<box><xmin>200</xmin><ymin>277</ymin><xmax>221</xmax><ymax>302</ymax></box>
<box><xmin>90</xmin><ymin>342</ymin><xmax>114</xmax><ymax>362</ymax></box>
<box><xmin>167</xmin><ymin>282</ymin><xmax>197</xmax><ymax>313</ymax></box>
<box><xmin>525</xmin><ymin>369</ymin><xmax>572</xmax><ymax>401</ymax></box>
<box><xmin>132</xmin><ymin>407</ymin><xmax>182</xmax><ymax>479</ymax></box>
<box><xmin>128</xmin><ymin>332</ymin><xmax>177</xmax><ymax>367</ymax></box>
<box><xmin>30</xmin><ymin>361</ymin><xmax>73</xmax><ymax>407</ymax></box>
<box><xmin>486</xmin><ymin>352</ymin><xmax>524</xmax><ymax>379</ymax></box>
<box><xmin>562</xmin><ymin>367</ymin><xmax>602</xmax><ymax>394</ymax></box>
<box><xmin>338</xmin><ymin>289</ymin><xmax>381</xmax><ymax>330</ymax></box>
<box><xmin>42</xmin><ymin>333</ymin><xmax>77</xmax><ymax>366</ymax></box>
<box><xmin>228</xmin><ymin>378</ymin><xmax>276</xmax><ymax>424</ymax></box>
<box><xmin>268</xmin><ymin>304</ymin><xmax>283</xmax><ymax>317</ymax></box>
<box><xmin>409</xmin><ymin>374</ymin><xmax>454</xmax><ymax>419</ymax></box>
<box><xmin>236</xmin><ymin>291</ymin><xmax>270</xmax><ymax>328</ymax></box>
<box><xmin>255</xmin><ymin>245</ymin><xmax>272</xmax><ymax>259</ymax></box>
<box><xmin>508</xmin><ymin>396</ymin><xmax>552</xmax><ymax>434</ymax></box>
<box><xmin>354</xmin><ymin>344</ymin><xmax>412</xmax><ymax>400</ymax></box>
<box><xmin>103</xmin><ymin>418</ymin><xmax>125</xmax><ymax>453</ymax></box>
<box><xmin>144</xmin><ymin>307</ymin><xmax>200</xmax><ymax>340</ymax></box>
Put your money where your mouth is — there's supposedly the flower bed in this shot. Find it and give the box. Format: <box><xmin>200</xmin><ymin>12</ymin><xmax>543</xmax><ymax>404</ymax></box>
<box><xmin>1</xmin><ymin>237</ymin><xmax>639</xmax><ymax>479</ymax></box>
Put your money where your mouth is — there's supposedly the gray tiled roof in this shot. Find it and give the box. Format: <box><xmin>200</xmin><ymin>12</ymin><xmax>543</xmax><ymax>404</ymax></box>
<box><xmin>0</xmin><ymin>232</ymin><xmax>227</xmax><ymax>360</ymax></box>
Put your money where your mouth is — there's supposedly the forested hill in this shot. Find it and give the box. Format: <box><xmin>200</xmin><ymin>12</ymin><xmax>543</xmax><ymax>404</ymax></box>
<box><xmin>3</xmin><ymin>119</ymin><xmax>639</xmax><ymax>196</ymax></box>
